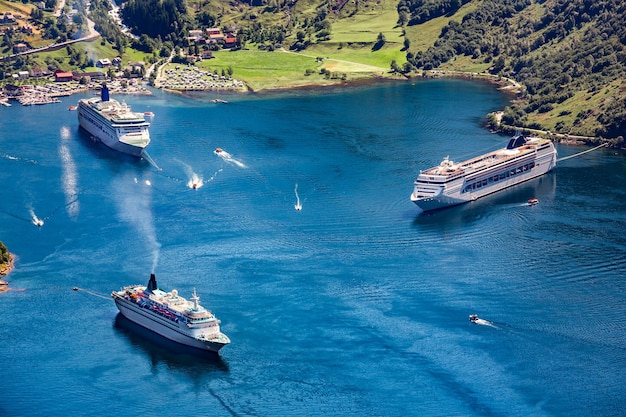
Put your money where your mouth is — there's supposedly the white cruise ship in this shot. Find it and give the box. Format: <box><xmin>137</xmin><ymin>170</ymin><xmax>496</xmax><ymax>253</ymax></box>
<box><xmin>411</xmin><ymin>134</ymin><xmax>557</xmax><ymax>212</ymax></box>
<box><xmin>112</xmin><ymin>274</ymin><xmax>230</xmax><ymax>353</ymax></box>
<box><xmin>77</xmin><ymin>85</ymin><xmax>150</xmax><ymax>156</ymax></box>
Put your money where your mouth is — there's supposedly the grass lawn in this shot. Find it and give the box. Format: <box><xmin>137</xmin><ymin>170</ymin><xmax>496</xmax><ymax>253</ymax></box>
<box><xmin>202</xmin><ymin>49</ymin><xmax>331</xmax><ymax>91</ymax></box>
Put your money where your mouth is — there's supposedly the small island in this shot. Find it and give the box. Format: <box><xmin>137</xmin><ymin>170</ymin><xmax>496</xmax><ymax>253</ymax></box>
<box><xmin>0</xmin><ymin>240</ymin><xmax>15</xmax><ymax>292</ymax></box>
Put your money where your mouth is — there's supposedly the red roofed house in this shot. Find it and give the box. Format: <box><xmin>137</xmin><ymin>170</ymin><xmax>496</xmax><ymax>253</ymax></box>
<box><xmin>54</xmin><ymin>70</ymin><xmax>74</xmax><ymax>82</ymax></box>
<box><xmin>224</xmin><ymin>34</ymin><xmax>237</xmax><ymax>48</ymax></box>
<box><xmin>206</xmin><ymin>28</ymin><xmax>225</xmax><ymax>42</ymax></box>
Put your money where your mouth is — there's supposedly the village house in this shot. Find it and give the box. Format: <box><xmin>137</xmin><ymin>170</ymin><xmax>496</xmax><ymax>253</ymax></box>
<box><xmin>73</xmin><ymin>71</ymin><xmax>106</xmax><ymax>82</ymax></box>
<box><xmin>96</xmin><ymin>58</ymin><xmax>112</xmax><ymax>68</ymax></box>
<box><xmin>3</xmin><ymin>84</ymin><xmax>23</xmax><ymax>97</ymax></box>
<box><xmin>224</xmin><ymin>34</ymin><xmax>237</xmax><ymax>48</ymax></box>
<box><xmin>13</xmin><ymin>43</ymin><xmax>28</xmax><ymax>53</ymax></box>
<box><xmin>0</xmin><ymin>12</ymin><xmax>16</xmax><ymax>25</ymax></box>
<box><xmin>206</xmin><ymin>28</ymin><xmax>225</xmax><ymax>42</ymax></box>
<box><xmin>30</xmin><ymin>68</ymin><xmax>51</xmax><ymax>78</ymax></box>
<box><xmin>54</xmin><ymin>70</ymin><xmax>73</xmax><ymax>82</ymax></box>
<box><xmin>188</xmin><ymin>29</ymin><xmax>204</xmax><ymax>43</ymax></box>
<box><xmin>201</xmin><ymin>49</ymin><xmax>214</xmax><ymax>60</ymax></box>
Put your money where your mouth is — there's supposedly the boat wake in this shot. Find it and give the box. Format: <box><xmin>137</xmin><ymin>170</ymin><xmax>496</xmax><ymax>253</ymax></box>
<box><xmin>179</xmin><ymin>161</ymin><xmax>204</xmax><ymax>189</ymax></box>
<box><xmin>187</xmin><ymin>173</ymin><xmax>203</xmax><ymax>190</ymax></box>
<box><xmin>29</xmin><ymin>208</ymin><xmax>44</xmax><ymax>227</ymax></box>
<box><xmin>294</xmin><ymin>183</ymin><xmax>303</xmax><ymax>211</ymax></box>
<box><xmin>116</xmin><ymin>173</ymin><xmax>161</xmax><ymax>273</ymax></box>
<box><xmin>214</xmin><ymin>148</ymin><xmax>247</xmax><ymax>168</ymax></box>
<box><xmin>59</xmin><ymin>126</ymin><xmax>79</xmax><ymax>220</ymax></box>
<box><xmin>1</xmin><ymin>153</ymin><xmax>37</xmax><ymax>164</ymax></box>
<box><xmin>142</xmin><ymin>151</ymin><xmax>162</xmax><ymax>171</ymax></box>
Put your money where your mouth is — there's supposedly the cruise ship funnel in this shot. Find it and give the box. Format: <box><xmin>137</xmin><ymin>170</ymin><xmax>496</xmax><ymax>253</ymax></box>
<box><xmin>101</xmin><ymin>84</ymin><xmax>110</xmax><ymax>101</ymax></box>
<box><xmin>146</xmin><ymin>273</ymin><xmax>157</xmax><ymax>293</ymax></box>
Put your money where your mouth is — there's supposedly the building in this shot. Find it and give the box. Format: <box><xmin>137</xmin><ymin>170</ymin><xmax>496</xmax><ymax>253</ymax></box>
<box><xmin>96</xmin><ymin>58</ymin><xmax>112</xmax><ymax>68</ymax></box>
<box><xmin>224</xmin><ymin>34</ymin><xmax>237</xmax><ymax>48</ymax></box>
<box><xmin>54</xmin><ymin>70</ymin><xmax>74</xmax><ymax>82</ymax></box>
<box><xmin>30</xmin><ymin>68</ymin><xmax>51</xmax><ymax>78</ymax></box>
<box><xmin>0</xmin><ymin>13</ymin><xmax>16</xmax><ymax>25</ymax></box>
<box><xmin>206</xmin><ymin>28</ymin><xmax>225</xmax><ymax>42</ymax></box>
<box><xmin>13</xmin><ymin>43</ymin><xmax>28</xmax><ymax>53</ymax></box>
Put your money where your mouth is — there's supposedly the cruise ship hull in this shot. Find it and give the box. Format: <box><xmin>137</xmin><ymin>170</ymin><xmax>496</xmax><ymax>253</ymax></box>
<box><xmin>77</xmin><ymin>117</ymin><xmax>143</xmax><ymax>156</ymax></box>
<box><xmin>411</xmin><ymin>135</ymin><xmax>557</xmax><ymax>212</ymax></box>
<box><xmin>413</xmin><ymin>161</ymin><xmax>553</xmax><ymax>211</ymax></box>
<box><xmin>113</xmin><ymin>296</ymin><xmax>228</xmax><ymax>352</ymax></box>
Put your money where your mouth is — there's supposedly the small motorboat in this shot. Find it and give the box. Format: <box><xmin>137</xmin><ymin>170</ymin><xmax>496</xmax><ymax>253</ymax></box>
<box><xmin>214</xmin><ymin>147</ymin><xmax>223</xmax><ymax>154</ymax></box>
<box><xmin>528</xmin><ymin>198</ymin><xmax>539</xmax><ymax>205</ymax></box>
<box><xmin>68</xmin><ymin>105</ymin><xmax>77</xmax><ymax>111</ymax></box>
<box><xmin>469</xmin><ymin>314</ymin><xmax>495</xmax><ymax>327</ymax></box>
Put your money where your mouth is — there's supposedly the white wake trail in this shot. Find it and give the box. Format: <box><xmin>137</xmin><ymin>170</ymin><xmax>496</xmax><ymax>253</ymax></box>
<box><xmin>59</xmin><ymin>126</ymin><xmax>79</xmax><ymax>219</ymax></box>
<box><xmin>294</xmin><ymin>183</ymin><xmax>302</xmax><ymax>211</ymax></box>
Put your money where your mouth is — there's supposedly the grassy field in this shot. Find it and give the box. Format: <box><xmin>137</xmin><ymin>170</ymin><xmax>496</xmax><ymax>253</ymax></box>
<box><xmin>200</xmin><ymin>1</ymin><xmax>405</xmax><ymax>90</ymax></box>
<box><xmin>201</xmin><ymin>48</ymin><xmax>353</xmax><ymax>91</ymax></box>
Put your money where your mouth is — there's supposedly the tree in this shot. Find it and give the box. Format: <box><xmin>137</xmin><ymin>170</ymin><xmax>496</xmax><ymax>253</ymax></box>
<box><xmin>0</xmin><ymin>241</ymin><xmax>10</xmax><ymax>264</ymax></box>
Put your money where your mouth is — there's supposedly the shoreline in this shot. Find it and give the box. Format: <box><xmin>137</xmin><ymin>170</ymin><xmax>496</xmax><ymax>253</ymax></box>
<box><xmin>2</xmin><ymin>69</ymin><xmax>616</xmax><ymax>143</ymax></box>
<box><xmin>0</xmin><ymin>253</ymin><xmax>15</xmax><ymax>293</ymax></box>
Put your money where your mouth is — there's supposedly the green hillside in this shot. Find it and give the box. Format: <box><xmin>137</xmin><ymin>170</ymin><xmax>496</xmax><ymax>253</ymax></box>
<box><xmin>1</xmin><ymin>0</ymin><xmax>624</xmax><ymax>140</ymax></box>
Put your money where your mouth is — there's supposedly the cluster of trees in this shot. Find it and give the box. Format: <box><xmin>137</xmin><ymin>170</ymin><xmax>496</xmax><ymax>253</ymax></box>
<box><xmin>0</xmin><ymin>241</ymin><xmax>10</xmax><ymax>265</ymax></box>
<box><xmin>397</xmin><ymin>0</ymin><xmax>470</xmax><ymax>26</ymax></box>
<box><xmin>121</xmin><ymin>0</ymin><xmax>190</xmax><ymax>43</ymax></box>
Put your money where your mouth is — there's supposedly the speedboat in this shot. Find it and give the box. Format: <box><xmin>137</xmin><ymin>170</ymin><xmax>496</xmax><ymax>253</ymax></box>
<box><xmin>528</xmin><ymin>198</ymin><xmax>539</xmax><ymax>205</ymax></box>
<box><xmin>469</xmin><ymin>314</ymin><xmax>494</xmax><ymax>326</ymax></box>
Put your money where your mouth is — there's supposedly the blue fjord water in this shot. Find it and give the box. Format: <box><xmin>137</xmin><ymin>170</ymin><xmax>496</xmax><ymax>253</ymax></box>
<box><xmin>0</xmin><ymin>79</ymin><xmax>625</xmax><ymax>417</ymax></box>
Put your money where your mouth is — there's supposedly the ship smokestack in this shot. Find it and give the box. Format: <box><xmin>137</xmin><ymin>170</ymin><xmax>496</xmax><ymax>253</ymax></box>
<box><xmin>146</xmin><ymin>273</ymin><xmax>157</xmax><ymax>293</ymax></box>
<box><xmin>101</xmin><ymin>84</ymin><xmax>110</xmax><ymax>102</ymax></box>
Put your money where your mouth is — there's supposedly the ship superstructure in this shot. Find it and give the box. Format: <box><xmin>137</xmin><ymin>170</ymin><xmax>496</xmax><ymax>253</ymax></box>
<box><xmin>77</xmin><ymin>85</ymin><xmax>150</xmax><ymax>156</ymax></box>
<box><xmin>411</xmin><ymin>134</ymin><xmax>557</xmax><ymax>212</ymax></box>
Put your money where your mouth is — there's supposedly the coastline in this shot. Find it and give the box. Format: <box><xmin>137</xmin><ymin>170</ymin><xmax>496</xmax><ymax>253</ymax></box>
<box><xmin>0</xmin><ymin>253</ymin><xmax>15</xmax><ymax>293</ymax></box>
<box><xmin>3</xmin><ymin>68</ymin><xmax>615</xmax><ymax>144</ymax></box>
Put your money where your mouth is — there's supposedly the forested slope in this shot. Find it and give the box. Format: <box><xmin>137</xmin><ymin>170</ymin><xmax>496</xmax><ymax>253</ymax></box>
<box><xmin>406</xmin><ymin>0</ymin><xmax>625</xmax><ymax>139</ymax></box>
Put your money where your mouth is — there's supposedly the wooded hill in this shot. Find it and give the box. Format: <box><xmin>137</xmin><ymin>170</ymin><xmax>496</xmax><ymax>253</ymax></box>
<box><xmin>114</xmin><ymin>0</ymin><xmax>625</xmax><ymax>140</ymax></box>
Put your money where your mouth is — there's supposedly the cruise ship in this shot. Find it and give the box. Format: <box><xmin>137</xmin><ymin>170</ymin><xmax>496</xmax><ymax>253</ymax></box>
<box><xmin>411</xmin><ymin>134</ymin><xmax>557</xmax><ymax>212</ymax></box>
<box><xmin>112</xmin><ymin>274</ymin><xmax>230</xmax><ymax>353</ymax></box>
<box><xmin>77</xmin><ymin>85</ymin><xmax>150</xmax><ymax>156</ymax></box>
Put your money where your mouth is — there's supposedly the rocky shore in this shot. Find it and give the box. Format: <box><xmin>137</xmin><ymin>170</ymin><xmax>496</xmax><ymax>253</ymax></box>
<box><xmin>0</xmin><ymin>253</ymin><xmax>15</xmax><ymax>293</ymax></box>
